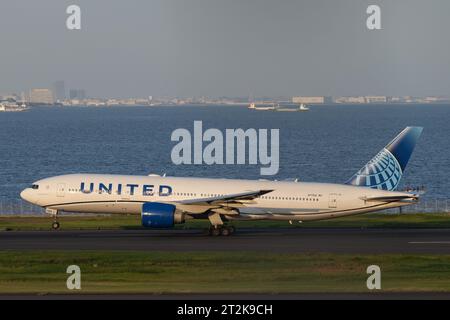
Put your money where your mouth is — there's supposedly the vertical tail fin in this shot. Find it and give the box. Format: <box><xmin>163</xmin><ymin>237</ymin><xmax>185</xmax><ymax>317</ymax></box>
<box><xmin>346</xmin><ymin>127</ymin><xmax>423</xmax><ymax>191</ymax></box>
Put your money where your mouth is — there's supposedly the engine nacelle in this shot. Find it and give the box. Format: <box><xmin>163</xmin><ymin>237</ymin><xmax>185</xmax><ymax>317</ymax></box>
<box><xmin>141</xmin><ymin>202</ymin><xmax>184</xmax><ymax>228</ymax></box>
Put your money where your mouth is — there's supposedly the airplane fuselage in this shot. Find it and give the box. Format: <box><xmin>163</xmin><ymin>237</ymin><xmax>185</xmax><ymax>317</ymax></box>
<box><xmin>20</xmin><ymin>173</ymin><xmax>418</xmax><ymax>222</ymax></box>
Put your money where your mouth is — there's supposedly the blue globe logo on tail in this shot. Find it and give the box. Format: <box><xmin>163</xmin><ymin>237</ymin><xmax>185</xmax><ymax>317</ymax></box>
<box><xmin>346</xmin><ymin>127</ymin><xmax>423</xmax><ymax>191</ymax></box>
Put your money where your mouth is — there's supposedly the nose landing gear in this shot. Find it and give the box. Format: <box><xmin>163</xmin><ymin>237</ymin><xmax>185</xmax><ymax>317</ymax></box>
<box><xmin>46</xmin><ymin>208</ymin><xmax>60</xmax><ymax>230</ymax></box>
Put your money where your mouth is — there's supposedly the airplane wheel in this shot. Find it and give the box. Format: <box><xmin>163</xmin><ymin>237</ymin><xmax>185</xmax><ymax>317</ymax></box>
<box><xmin>228</xmin><ymin>226</ymin><xmax>236</xmax><ymax>234</ymax></box>
<box><xmin>52</xmin><ymin>222</ymin><xmax>60</xmax><ymax>230</ymax></box>
<box><xmin>221</xmin><ymin>227</ymin><xmax>231</xmax><ymax>236</ymax></box>
<box><xmin>210</xmin><ymin>227</ymin><xmax>221</xmax><ymax>237</ymax></box>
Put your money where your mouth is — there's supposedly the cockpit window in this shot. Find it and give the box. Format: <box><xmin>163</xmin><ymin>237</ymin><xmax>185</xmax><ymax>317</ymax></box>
<box><xmin>31</xmin><ymin>184</ymin><xmax>39</xmax><ymax>190</ymax></box>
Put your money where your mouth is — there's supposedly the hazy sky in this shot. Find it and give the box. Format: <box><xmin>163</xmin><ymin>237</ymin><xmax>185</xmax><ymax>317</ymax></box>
<box><xmin>1</xmin><ymin>0</ymin><xmax>450</xmax><ymax>98</ymax></box>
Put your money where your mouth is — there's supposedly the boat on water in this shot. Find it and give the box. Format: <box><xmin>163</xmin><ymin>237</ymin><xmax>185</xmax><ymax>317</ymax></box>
<box><xmin>299</xmin><ymin>103</ymin><xmax>309</xmax><ymax>111</ymax></box>
<box><xmin>0</xmin><ymin>100</ymin><xmax>30</xmax><ymax>112</ymax></box>
<box><xmin>275</xmin><ymin>103</ymin><xmax>310</xmax><ymax>112</ymax></box>
<box><xmin>248</xmin><ymin>102</ymin><xmax>276</xmax><ymax>111</ymax></box>
<box><xmin>249</xmin><ymin>102</ymin><xmax>310</xmax><ymax>112</ymax></box>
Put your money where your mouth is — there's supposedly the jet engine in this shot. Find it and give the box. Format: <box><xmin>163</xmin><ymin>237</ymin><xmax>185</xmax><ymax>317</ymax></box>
<box><xmin>141</xmin><ymin>202</ymin><xmax>185</xmax><ymax>228</ymax></box>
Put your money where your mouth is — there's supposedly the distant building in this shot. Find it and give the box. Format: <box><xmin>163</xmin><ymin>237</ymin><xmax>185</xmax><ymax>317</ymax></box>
<box><xmin>29</xmin><ymin>89</ymin><xmax>54</xmax><ymax>104</ymax></box>
<box><xmin>85</xmin><ymin>99</ymin><xmax>106</xmax><ymax>107</ymax></box>
<box><xmin>106</xmin><ymin>99</ymin><xmax>120</xmax><ymax>106</ymax></box>
<box><xmin>365</xmin><ymin>96</ymin><xmax>387</xmax><ymax>103</ymax></box>
<box><xmin>69</xmin><ymin>89</ymin><xmax>86</xmax><ymax>100</ymax></box>
<box><xmin>135</xmin><ymin>98</ymin><xmax>150</xmax><ymax>105</ymax></box>
<box><xmin>334</xmin><ymin>96</ymin><xmax>366</xmax><ymax>104</ymax></box>
<box><xmin>69</xmin><ymin>90</ymin><xmax>77</xmax><ymax>99</ymax></box>
<box><xmin>53</xmin><ymin>81</ymin><xmax>66</xmax><ymax>101</ymax></box>
<box><xmin>292</xmin><ymin>96</ymin><xmax>325</xmax><ymax>104</ymax></box>
<box><xmin>324</xmin><ymin>96</ymin><xmax>333</xmax><ymax>104</ymax></box>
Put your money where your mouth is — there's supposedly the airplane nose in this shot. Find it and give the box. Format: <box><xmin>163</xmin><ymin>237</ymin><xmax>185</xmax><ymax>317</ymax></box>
<box><xmin>20</xmin><ymin>188</ymin><xmax>33</xmax><ymax>203</ymax></box>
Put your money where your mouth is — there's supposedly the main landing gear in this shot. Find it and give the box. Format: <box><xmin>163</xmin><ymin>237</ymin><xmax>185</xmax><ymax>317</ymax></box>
<box><xmin>207</xmin><ymin>212</ymin><xmax>235</xmax><ymax>236</ymax></box>
<box><xmin>208</xmin><ymin>225</ymin><xmax>235</xmax><ymax>236</ymax></box>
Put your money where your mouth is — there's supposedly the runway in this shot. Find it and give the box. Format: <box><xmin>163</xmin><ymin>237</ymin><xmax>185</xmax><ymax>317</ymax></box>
<box><xmin>1</xmin><ymin>228</ymin><xmax>450</xmax><ymax>253</ymax></box>
<box><xmin>3</xmin><ymin>292</ymin><xmax>450</xmax><ymax>300</ymax></box>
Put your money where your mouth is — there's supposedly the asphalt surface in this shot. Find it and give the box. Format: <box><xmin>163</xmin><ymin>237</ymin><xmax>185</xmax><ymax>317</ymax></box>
<box><xmin>1</xmin><ymin>228</ymin><xmax>450</xmax><ymax>253</ymax></box>
<box><xmin>2</xmin><ymin>292</ymin><xmax>450</xmax><ymax>300</ymax></box>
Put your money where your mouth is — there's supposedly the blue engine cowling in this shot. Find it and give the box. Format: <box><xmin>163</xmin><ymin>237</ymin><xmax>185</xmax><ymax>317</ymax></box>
<box><xmin>141</xmin><ymin>202</ymin><xmax>183</xmax><ymax>228</ymax></box>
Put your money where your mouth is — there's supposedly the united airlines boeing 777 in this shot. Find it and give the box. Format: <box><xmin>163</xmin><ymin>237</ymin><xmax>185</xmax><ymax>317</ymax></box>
<box><xmin>20</xmin><ymin>127</ymin><xmax>423</xmax><ymax>236</ymax></box>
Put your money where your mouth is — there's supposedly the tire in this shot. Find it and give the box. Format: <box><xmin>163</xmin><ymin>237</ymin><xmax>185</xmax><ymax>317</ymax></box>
<box><xmin>52</xmin><ymin>222</ymin><xmax>60</xmax><ymax>230</ymax></box>
<box><xmin>221</xmin><ymin>227</ymin><xmax>231</xmax><ymax>236</ymax></box>
<box><xmin>210</xmin><ymin>227</ymin><xmax>221</xmax><ymax>236</ymax></box>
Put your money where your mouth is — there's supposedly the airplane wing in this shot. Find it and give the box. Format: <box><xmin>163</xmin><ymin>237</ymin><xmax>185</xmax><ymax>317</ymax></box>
<box><xmin>177</xmin><ymin>189</ymin><xmax>273</xmax><ymax>206</ymax></box>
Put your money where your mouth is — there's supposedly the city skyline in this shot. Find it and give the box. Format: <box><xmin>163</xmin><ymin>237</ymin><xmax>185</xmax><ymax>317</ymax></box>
<box><xmin>3</xmin><ymin>85</ymin><xmax>450</xmax><ymax>108</ymax></box>
<box><xmin>2</xmin><ymin>80</ymin><xmax>450</xmax><ymax>103</ymax></box>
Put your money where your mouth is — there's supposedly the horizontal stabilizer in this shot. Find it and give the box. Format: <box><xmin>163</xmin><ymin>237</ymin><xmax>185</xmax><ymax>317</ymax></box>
<box><xmin>361</xmin><ymin>194</ymin><xmax>419</xmax><ymax>202</ymax></box>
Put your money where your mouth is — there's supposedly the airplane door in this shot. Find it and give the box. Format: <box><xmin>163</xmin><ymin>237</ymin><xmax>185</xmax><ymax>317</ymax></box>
<box><xmin>328</xmin><ymin>193</ymin><xmax>338</xmax><ymax>208</ymax></box>
<box><xmin>57</xmin><ymin>183</ymin><xmax>66</xmax><ymax>197</ymax></box>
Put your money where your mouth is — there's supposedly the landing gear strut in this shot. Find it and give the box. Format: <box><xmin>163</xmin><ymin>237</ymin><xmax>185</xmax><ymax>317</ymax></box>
<box><xmin>46</xmin><ymin>208</ymin><xmax>60</xmax><ymax>230</ymax></box>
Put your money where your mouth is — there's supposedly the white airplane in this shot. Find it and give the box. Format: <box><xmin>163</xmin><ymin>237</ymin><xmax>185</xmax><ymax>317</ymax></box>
<box><xmin>20</xmin><ymin>127</ymin><xmax>423</xmax><ymax>236</ymax></box>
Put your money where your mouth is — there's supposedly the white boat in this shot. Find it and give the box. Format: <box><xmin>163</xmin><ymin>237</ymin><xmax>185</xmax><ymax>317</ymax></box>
<box><xmin>248</xmin><ymin>102</ymin><xmax>276</xmax><ymax>110</ymax></box>
<box><xmin>275</xmin><ymin>103</ymin><xmax>310</xmax><ymax>112</ymax></box>
<box><xmin>249</xmin><ymin>102</ymin><xmax>309</xmax><ymax>112</ymax></box>
<box><xmin>275</xmin><ymin>104</ymin><xmax>298</xmax><ymax>112</ymax></box>
<box><xmin>299</xmin><ymin>103</ymin><xmax>310</xmax><ymax>111</ymax></box>
<box><xmin>0</xmin><ymin>101</ymin><xmax>30</xmax><ymax>112</ymax></box>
